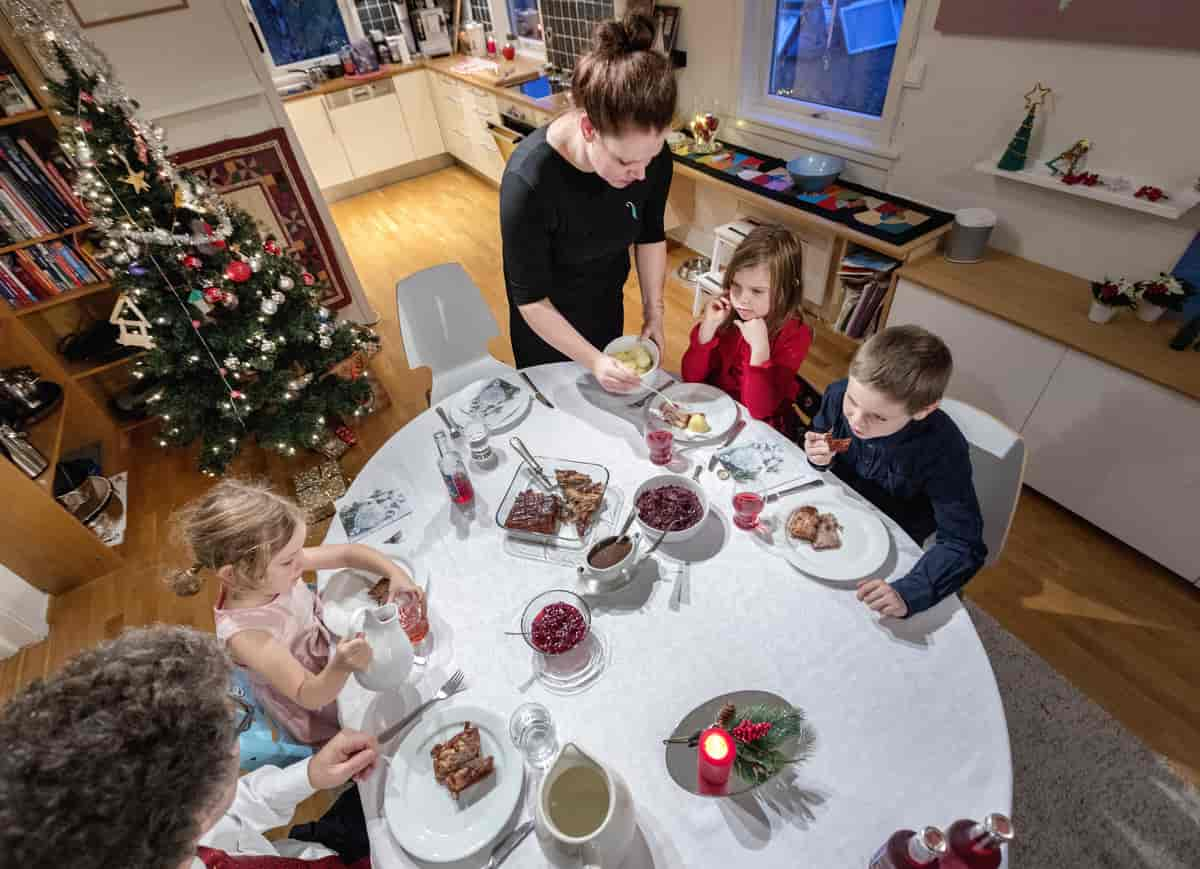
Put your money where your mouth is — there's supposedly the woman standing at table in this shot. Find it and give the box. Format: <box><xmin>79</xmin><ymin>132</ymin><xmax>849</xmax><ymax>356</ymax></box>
<box><xmin>500</xmin><ymin>13</ymin><xmax>677</xmax><ymax>391</ymax></box>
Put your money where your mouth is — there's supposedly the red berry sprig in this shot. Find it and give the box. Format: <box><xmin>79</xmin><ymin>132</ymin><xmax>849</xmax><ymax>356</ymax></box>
<box><xmin>731</xmin><ymin>720</ymin><xmax>773</xmax><ymax>743</ymax></box>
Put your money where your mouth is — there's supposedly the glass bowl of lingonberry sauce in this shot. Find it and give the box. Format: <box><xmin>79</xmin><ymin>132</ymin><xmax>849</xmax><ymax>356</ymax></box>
<box><xmin>521</xmin><ymin>589</ymin><xmax>591</xmax><ymax>656</ymax></box>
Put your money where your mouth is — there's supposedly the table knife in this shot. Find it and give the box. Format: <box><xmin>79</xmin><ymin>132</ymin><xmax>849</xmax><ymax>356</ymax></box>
<box><xmin>486</xmin><ymin>820</ymin><xmax>534</xmax><ymax>869</ymax></box>
<box><xmin>508</xmin><ymin>437</ymin><xmax>556</xmax><ymax>491</ymax></box>
<box><xmin>708</xmin><ymin>419</ymin><xmax>747</xmax><ymax>471</ymax></box>
<box><xmin>519</xmin><ymin>372</ymin><xmax>555</xmax><ymax>408</ymax></box>
<box><xmin>435</xmin><ymin>406</ymin><xmax>462</xmax><ymax>438</ymax></box>
<box><xmin>765</xmin><ymin>479</ymin><xmax>824</xmax><ymax>503</ymax></box>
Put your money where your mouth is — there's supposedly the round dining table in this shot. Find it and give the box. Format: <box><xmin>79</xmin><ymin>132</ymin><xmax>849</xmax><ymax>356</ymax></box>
<box><xmin>321</xmin><ymin>361</ymin><xmax>1012</xmax><ymax>868</ymax></box>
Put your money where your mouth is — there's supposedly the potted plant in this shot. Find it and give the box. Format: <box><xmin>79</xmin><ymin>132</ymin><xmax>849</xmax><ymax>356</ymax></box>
<box><xmin>1134</xmin><ymin>273</ymin><xmax>1193</xmax><ymax>323</ymax></box>
<box><xmin>1088</xmin><ymin>278</ymin><xmax>1136</xmax><ymax>323</ymax></box>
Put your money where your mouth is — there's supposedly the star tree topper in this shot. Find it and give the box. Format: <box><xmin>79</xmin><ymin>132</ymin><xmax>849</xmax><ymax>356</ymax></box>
<box><xmin>1023</xmin><ymin>82</ymin><xmax>1052</xmax><ymax>112</ymax></box>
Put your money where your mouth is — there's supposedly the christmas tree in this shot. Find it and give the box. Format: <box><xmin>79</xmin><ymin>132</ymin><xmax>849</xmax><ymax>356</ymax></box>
<box><xmin>41</xmin><ymin>37</ymin><xmax>373</xmax><ymax>476</ymax></box>
<box><xmin>997</xmin><ymin>82</ymin><xmax>1051</xmax><ymax>172</ymax></box>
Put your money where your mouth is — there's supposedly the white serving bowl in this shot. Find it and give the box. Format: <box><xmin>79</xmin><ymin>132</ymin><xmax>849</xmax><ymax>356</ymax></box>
<box><xmin>602</xmin><ymin>335</ymin><xmax>661</xmax><ymax>395</ymax></box>
<box><xmin>632</xmin><ymin>473</ymin><xmax>710</xmax><ymax>544</ymax></box>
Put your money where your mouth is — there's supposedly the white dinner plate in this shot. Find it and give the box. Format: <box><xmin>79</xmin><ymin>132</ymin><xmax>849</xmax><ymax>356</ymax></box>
<box><xmin>646</xmin><ymin>382</ymin><xmax>738</xmax><ymax>443</ymax></box>
<box><xmin>385</xmin><ymin>704</ymin><xmax>524</xmax><ymax>863</ymax></box>
<box><xmin>320</xmin><ymin>551</ymin><xmax>423</xmax><ymax>638</ymax></box>
<box><xmin>772</xmin><ymin>488</ymin><xmax>890</xmax><ymax>582</ymax></box>
<box><xmin>451</xmin><ymin>378</ymin><xmax>531</xmax><ymax>431</ymax></box>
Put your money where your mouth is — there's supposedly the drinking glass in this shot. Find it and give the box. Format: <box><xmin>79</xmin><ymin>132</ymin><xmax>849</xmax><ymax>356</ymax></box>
<box><xmin>509</xmin><ymin>702</ymin><xmax>558</xmax><ymax>769</ymax></box>
<box><xmin>645</xmin><ymin>424</ymin><xmax>674</xmax><ymax>466</ymax></box>
<box><xmin>465</xmin><ymin>406</ymin><xmax>494</xmax><ymax>467</ymax></box>
<box><xmin>731</xmin><ymin>480</ymin><xmax>765</xmax><ymax>530</ymax></box>
<box><xmin>395</xmin><ymin>589</ymin><xmax>429</xmax><ymax>645</ymax></box>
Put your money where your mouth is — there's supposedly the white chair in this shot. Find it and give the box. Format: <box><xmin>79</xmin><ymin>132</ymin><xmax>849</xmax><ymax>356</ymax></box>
<box><xmin>940</xmin><ymin>398</ymin><xmax>1027</xmax><ymax>568</ymax></box>
<box><xmin>394</xmin><ymin>263</ymin><xmax>512</xmax><ymax>405</ymax></box>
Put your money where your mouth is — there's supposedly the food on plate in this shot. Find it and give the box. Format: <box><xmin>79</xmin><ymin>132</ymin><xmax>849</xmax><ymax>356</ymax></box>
<box><xmin>367</xmin><ymin>577</ymin><xmax>390</xmax><ymax>606</ymax></box>
<box><xmin>531</xmin><ymin>602</ymin><xmax>589</xmax><ymax>654</ymax></box>
<box><xmin>686</xmin><ymin>413</ymin><xmax>711</xmax><ymax>434</ymax></box>
<box><xmin>555</xmin><ymin>469</ymin><xmax>605</xmax><ymax>536</ymax></box>
<box><xmin>431</xmin><ymin>722</ymin><xmax>495</xmax><ymax>799</ymax></box>
<box><xmin>504</xmin><ymin>489</ymin><xmax>561</xmax><ymax>535</ymax></box>
<box><xmin>610</xmin><ymin>344</ymin><xmax>654</xmax><ymax>375</ymax></box>
<box><xmin>635</xmin><ymin>484</ymin><xmax>704</xmax><ymax>532</ymax></box>
<box><xmin>823</xmin><ymin>431</ymin><xmax>852</xmax><ymax>454</ymax></box>
<box><xmin>787</xmin><ymin>506</ymin><xmax>843</xmax><ymax>551</ymax></box>
<box><xmin>658</xmin><ymin>403</ymin><xmax>709</xmax><ymax>434</ymax></box>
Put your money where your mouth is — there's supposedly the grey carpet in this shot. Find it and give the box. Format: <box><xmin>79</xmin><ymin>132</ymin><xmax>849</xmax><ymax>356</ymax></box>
<box><xmin>965</xmin><ymin>600</ymin><xmax>1200</xmax><ymax>868</ymax></box>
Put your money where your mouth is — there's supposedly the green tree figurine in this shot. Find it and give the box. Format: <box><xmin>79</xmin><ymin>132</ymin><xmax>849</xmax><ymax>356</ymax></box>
<box><xmin>998</xmin><ymin>82</ymin><xmax>1051</xmax><ymax>172</ymax></box>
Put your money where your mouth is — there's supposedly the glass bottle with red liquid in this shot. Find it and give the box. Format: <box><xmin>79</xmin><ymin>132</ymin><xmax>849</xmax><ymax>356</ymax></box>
<box><xmin>434</xmin><ymin>431</ymin><xmax>474</xmax><ymax>506</ymax></box>
<box><xmin>943</xmin><ymin>813</ymin><xmax>1013</xmax><ymax>869</ymax></box>
<box><xmin>869</xmin><ymin>826</ymin><xmax>947</xmax><ymax>869</ymax></box>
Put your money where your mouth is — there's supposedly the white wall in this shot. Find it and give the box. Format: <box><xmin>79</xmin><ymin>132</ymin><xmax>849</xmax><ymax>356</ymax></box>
<box><xmin>670</xmin><ymin>0</ymin><xmax>1200</xmax><ymax>282</ymax></box>
<box><xmin>0</xmin><ymin>564</ymin><xmax>48</xmax><ymax>661</ymax></box>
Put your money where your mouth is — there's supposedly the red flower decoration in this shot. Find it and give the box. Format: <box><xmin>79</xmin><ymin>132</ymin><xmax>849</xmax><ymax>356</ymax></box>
<box><xmin>1135</xmin><ymin>185</ymin><xmax>1168</xmax><ymax>202</ymax></box>
<box><xmin>202</xmin><ymin>286</ymin><xmax>223</xmax><ymax>304</ymax></box>
<box><xmin>264</xmin><ymin>239</ymin><xmax>281</xmax><ymax>256</ymax></box>
<box><xmin>224</xmin><ymin>261</ymin><xmax>252</xmax><ymax>283</ymax></box>
<box><xmin>183</xmin><ymin>255</ymin><xmax>202</xmax><ymax>269</ymax></box>
<box><xmin>335</xmin><ymin>425</ymin><xmax>358</xmax><ymax>445</ymax></box>
<box><xmin>301</xmin><ymin>271</ymin><xmax>315</xmax><ymax>286</ymax></box>
<box><xmin>731</xmin><ymin>720</ymin><xmax>773</xmax><ymax>743</ymax></box>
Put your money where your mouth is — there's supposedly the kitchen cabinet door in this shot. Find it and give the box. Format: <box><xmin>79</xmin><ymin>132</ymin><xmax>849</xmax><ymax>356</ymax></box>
<box><xmin>284</xmin><ymin>96</ymin><xmax>354</xmax><ymax>189</ymax></box>
<box><xmin>329</xmin><ymin>85</ymin><xmax>416</xmax><ymax>178</ymax></box>
<box><xmin>1022</xmin><ymin>349</ymin><xmax>1200</xmax><ymax>583</ymax></box>
<box><xmin>888</xmin><ymin>279</ymin><xmax>1067</xmax><ymax>432</ymax></box>
<box><xmin>394</xmin><ymin>71</ymin><xmax>445</xmax><ymax>161</ymax></box>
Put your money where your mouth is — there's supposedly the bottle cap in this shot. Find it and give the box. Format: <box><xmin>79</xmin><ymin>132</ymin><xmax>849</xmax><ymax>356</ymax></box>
<box><xmin>982</xmin><ymin>813</ymin><xmax>1014</xmax><ymax>844</ymax></box>
<box><xmin>909</xmin><ymin>827</ymin><xmax>948</xmax><ymax>863</ymax></box>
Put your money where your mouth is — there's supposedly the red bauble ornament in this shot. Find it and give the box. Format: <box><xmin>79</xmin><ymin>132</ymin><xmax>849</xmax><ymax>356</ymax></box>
<box><xmin>202</xmin><ymin>286</ymin><xmax>223</xmax><ymax>304</ymax></box>
<box><xmin>335</xmin><ymin>425</ymin><xmax>358</xmax><ymax>445</ymax></box>
<box><xmin>264</xmin><ymin>238</ymin><xmax>281</xmax><ymax>255</ymax></box>
<box><xmin>191</xmin><ymin>319</ymin><xmax>201</xmax><ymax>328</ymax></box>
<box><xmin>301</xmin><ymin>271</ymin><xmax>315</xmax><ymax>286</ymax></box>
<box><xmin>183</xmin><ymin>254</ymin><xmax>202</xmax><ymax>269</ymax></box>
<box><xmin>201</xmin><ymin>222</ymin><xmax>227</xmax><ymax>250</ymax></box>
<box><xmin>225</xmin><ymin>261</ymin><xmax>252</xmax><ymax>283</ymax></box>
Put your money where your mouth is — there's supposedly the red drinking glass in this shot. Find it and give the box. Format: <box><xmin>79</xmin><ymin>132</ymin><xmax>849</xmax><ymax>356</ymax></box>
<box><xmin>396</xmin><ymin>590</ymin><xmax>429</xmax><ymax>645</ymax></box>
<box><xmin>646</xmin><ymin>429</ymin><xmax>674</xmax><ymax>466</ymax></box>
<box><xmin>731</xmin><ymin>482</ymin><xmax>765</xmax><ymax>530</ymax></box>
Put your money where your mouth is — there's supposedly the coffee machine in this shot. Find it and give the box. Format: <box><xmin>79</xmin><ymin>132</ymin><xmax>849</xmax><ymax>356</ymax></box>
<box><xmin>411</xmin><ymin>0</ymin><xmax>452</xmax><ymax>57</ymax></box>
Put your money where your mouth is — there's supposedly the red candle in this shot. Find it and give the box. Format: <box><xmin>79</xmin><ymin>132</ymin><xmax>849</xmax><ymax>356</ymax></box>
<box><xmin>697</xmin><ymin>727</ymin><xmax>736</xmax><ymax>788</ymax></box>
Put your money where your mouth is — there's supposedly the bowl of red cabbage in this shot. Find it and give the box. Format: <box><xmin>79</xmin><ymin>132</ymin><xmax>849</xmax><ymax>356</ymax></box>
<box><xmin>632</xmin><ymin>474</ymin><xmax>709</xmax><ymax>543</ymax></box>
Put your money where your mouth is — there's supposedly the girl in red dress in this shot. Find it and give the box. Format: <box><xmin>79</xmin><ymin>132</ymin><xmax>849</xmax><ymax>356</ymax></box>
<box><xmin>682</xmin><ymin>224</ymin><xmax>813</xmax><ymax>436</ymax></box>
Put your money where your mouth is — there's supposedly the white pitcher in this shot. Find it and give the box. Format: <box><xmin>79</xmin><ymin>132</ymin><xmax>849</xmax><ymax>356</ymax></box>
<box><xmin>347</xmin><ymin>603</ymin><xmax>414</xmax><ymax>692</ymax></box>
<box><xmin>536</xmin><ymin>742</ymin><xmax>636</xmax><ymax>869</ymax></box>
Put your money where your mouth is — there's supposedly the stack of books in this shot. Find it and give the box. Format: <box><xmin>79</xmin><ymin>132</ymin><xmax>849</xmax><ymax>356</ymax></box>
<box><xmin>0</xmin><ymin>134</ymin><xmax>89</xmax><ymax>245</ymax></box>
<box><xmin>0</xmin><ymin>239</ymin><xmax>107</xmax><ymax>309</ymax></box>
<box><xmin>830</xmin><ymin>248</ymin><xmax>898</xmax><ymax>340</ymax></box>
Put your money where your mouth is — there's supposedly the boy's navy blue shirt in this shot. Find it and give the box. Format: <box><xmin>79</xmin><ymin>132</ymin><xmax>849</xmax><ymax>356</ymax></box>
<box><xmin>810</xmin><ymin>379</ymin><xmax>987</xmax><ymax>615</ymax></box>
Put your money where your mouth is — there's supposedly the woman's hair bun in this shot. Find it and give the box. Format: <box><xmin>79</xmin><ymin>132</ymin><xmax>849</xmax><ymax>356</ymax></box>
<box><xmin>593</xmin><ymin>12</ymin><xmax>656</xmax><ymax>56</ymax></box>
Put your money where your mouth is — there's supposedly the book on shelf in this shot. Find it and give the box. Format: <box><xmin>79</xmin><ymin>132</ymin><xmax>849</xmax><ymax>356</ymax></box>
<box><xmin>0</xmin><ymin>135</ymin><xmax>89</xmax><ymax>245</ymax></box>
<box><xmin>827</xmin><ymin>246</ymin><xmax>899</xmax><ymax>340</ymax></box>
<box><xmin>0</xmin><ymin>238</ymin><xmax>107</xmax><ymax>309</ymax></box>
<box><xmin>0</xmin><ymin>72</ymin><xmax>37</xmax><ymax>116</ymax></box>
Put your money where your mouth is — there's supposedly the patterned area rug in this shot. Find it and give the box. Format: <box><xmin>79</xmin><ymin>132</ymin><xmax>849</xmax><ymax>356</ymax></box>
<box><xmin>965</xmin><ymin>600</ymin><xmax>1200</xmax><ymax>868</ymax></box>
<box><xmin>174</xmin><ymin>128</ymin><xmax>352</xmax><ymax>310</ymax></box>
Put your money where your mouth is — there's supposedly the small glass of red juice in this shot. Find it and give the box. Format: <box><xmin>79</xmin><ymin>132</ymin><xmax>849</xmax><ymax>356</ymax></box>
<box><xmin>646</xmin><ymin>428</ymin><xmax>674</xmax><ymax>466</ymax></box>
<box><xmin>731</xmin><ymin>480</ymin><xmax>765</xmax><ymax>530</ymax></box>
<box><xmin>396</xmin><ymin>590</ymin><xmax>429</xmax><ymax>645</ymax></box>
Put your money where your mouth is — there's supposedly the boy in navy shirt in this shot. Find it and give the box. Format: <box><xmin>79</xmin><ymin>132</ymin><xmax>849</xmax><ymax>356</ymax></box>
<box><xmin>804</xmin><ymin>326</ymin><xmax>986</xmax><ymax>618</ymax></box>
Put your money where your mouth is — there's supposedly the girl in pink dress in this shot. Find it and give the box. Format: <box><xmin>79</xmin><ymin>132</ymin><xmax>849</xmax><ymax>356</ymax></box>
<box><xmin>170</xmin><ymin>480</ymin><xmax>421</xmax><ymax>746</ymax></box>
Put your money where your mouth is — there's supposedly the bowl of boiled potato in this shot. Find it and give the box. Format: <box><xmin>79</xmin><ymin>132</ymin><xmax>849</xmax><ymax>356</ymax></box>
<box><xmin>602</xmin><ymin>335</ymin><xmax>661</xmax><ymax>395</ymax></box>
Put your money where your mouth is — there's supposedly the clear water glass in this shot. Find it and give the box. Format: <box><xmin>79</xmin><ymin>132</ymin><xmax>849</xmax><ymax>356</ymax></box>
<box><xmin>465</xmin><ymin>406</ymin><xmax>494</xmax><ymax>467</ymax></box>
<box><xmin>509</xmin><ymin>702</ymin><xmax>558</xmax><ymax>769</ymax></box>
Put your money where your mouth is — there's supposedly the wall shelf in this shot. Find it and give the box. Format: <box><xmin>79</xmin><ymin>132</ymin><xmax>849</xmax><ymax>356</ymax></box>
<box><xmin>0</xmin><ymin>224</ymin><xmax>91</xmax><ymax>256</ymax></box>
<box><xmin>0</xmin><ymin>108</ymin><xmax>49</xmax><ymax>127</ymax></box>
<box><xmin>974</xmin><ymin>160</ymin><xmax>1200</xmax><ymax>220</ymax></box>
<box><xmin>10</xmin><ymin>280</ymin><xmax>114</xmax><ymax>317</ymax></box>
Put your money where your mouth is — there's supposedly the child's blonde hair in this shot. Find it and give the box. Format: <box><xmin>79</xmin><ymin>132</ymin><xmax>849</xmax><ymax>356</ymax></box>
<box><xmin>167</xmin><ymin>479</ymin><xmax>304</xmax><ymax>597</ymax></box>
<box><xmin>721</xmin><ymin>223</ymin><xmax>805</xmax><ymax>337</ymax></box>
<box><xmin>850</xmin><ymin>325</ymin><xmax>953</xmax><ymax>414</ymax></box>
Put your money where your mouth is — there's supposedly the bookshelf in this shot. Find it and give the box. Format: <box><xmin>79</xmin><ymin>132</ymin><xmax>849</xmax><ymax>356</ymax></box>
<box><xmin>0</xmin><ymin>12</ymin><xmax>128</xmax><ymax>594</ymax></box>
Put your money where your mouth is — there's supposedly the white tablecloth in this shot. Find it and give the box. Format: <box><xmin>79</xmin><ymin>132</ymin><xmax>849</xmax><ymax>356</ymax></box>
<box><xmin>321</xmin><ymin>362</ymin><xmax>1012</xmax><ymax>869</ymax></box>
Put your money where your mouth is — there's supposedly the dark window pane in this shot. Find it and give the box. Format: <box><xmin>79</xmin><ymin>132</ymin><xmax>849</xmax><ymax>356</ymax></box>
<box><xmin>509</xmin><ymin>0</ymin><xmax>543</xmax><ymax>39</ymax></box>
<box><xmin>250</xmin><ymin>0</ymin><xmax>349</xmax><ymax>66</ymax></box>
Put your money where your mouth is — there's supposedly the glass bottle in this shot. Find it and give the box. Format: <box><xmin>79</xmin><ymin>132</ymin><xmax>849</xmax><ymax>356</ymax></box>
<box><xmin>869</xmin><ymin>827</ymin><xmax>948</xmax><ymax>869</ymax></box>
<box><xmin>502</xmin><ymin>32</ymin><xmax>517</xmax><ymax>74</ymax></box>
<box><xmin>434</xmin><ymin>431</ymin><xmax>474</xmax><ymax>505</ymax></box>
<box><xmin>943</xmin><ymin>814</ymin><xmax>1013</xmax><ymax>869</ymax></box>
<box><xmin>486</xmin><ymin>29</ymin><xmax>497</xmax><ymax>58</ymax></box>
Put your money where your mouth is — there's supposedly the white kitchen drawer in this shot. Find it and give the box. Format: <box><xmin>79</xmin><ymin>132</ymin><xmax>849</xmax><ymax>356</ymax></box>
<box><xmin>888</xmin><ymin>278</ymin><xmax>1067</xmax><ymax>432</ymax></box>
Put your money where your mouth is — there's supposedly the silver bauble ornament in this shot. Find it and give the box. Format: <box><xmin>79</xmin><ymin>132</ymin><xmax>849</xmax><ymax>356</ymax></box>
<box><xmin>319</xmin><ymin>335</ymin><xmax>332</xmax><ymax>349</ymax></box>
<box><xmin>278</xmin><ymin>275</ymin><xmax>295</xmax><ymax>291</ymax></box>
<box><xmin>261</xmin><ymin>299</ymin><xmax>278</xmax><ymax>315</ymax></box>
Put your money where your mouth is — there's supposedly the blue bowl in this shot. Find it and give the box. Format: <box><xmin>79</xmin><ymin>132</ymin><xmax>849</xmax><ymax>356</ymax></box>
<box><xmin>786</xmin><ymin>152</ymin><xmax>846</xmax><ymax>192</ymax></box>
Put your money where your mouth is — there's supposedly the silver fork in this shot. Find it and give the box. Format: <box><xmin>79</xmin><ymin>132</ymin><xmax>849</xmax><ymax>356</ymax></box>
<box><xmin>379</xmin><ymin>669</ymin><xmax>465</xmax><ymax>743</ymax></box>
<box><xmin>630</xmin><ymin>374</ymin><xmax>676</xmax><ymax>408</ymax></box>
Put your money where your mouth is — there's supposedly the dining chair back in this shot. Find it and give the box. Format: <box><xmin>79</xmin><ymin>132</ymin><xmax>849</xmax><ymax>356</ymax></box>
<box><xmin>394</xmin><ymin>263</ymin><xmax>510</xmax><ymax>405</ymax></box>
<box><xmin>940</xmin><ymin>398</ymin><xmax>1026</xmax><ymax>567</ymax></box>
<box><xmin>231</xmin><ymin>668</ymin><xmax>313</xmax><ymax>772</ymax></box>
<box><xmin>790</xmin><ymin>374</ymin><xmax>824</xmax><ymax>438</ymax></box>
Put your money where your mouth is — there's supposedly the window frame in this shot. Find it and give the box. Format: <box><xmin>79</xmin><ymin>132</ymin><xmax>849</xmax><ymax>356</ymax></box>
<box><xmin>504</xmin><ymin>0</ymin><xmax>546</xmax><ymax>56</ymax></box>
<box><xmin>738</xmin><ymin>0</ymin><xmax>924</xmax><ymax>151</ymax></box>
<box><xmin>242</xmin><ymin>0</ymin><xmax>366</xmax><ymax>73</ymax></box>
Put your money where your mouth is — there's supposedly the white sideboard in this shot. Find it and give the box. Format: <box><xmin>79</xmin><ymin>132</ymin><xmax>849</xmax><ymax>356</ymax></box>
<box><xmin>889</xmin><ymin>277</ymin><xmax>1199</xmax><ymax>584</ymax></box>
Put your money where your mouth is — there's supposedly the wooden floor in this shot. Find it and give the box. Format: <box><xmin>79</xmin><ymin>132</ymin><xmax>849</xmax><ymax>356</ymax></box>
<box><xmin>3</xmin><ymin>165</ymin><xmax>1199</xmax><ymax>788</ymax></box>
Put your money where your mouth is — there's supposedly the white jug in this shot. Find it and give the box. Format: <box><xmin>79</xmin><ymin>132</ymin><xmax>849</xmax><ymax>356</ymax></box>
<box><xmin>536</xmin><ymin>742</ymin><xmax>636</xmax><ymax>869</ymax></box>
<box><xmin>348</xmin><ymin>603</ymin><xmax>414</xmax><ymax>692</ymax></box>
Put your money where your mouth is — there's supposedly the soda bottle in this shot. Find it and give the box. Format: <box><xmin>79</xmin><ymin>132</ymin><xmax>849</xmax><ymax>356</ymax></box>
<box><xmin>944</xmin><ymin>814</ymin><xmax>1013</xmax><ymax>869</ymax></box>
<box><xmin>434</xmin><ymin>431</ymin><xmax>474</xmax><ymax>505</ymax></box>
<box><xmin>869</xmin><ymin>826</ymin><xmax>948</xmax><ymax>869</ymax></box>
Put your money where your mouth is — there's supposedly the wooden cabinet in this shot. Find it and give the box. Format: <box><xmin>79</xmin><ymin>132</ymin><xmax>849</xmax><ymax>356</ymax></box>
<box><xmin>428</xmin><ymin>73</ymin><xmax>503</xmax><ymax>184</ymax></box>
<box><xmin>888</xmin><ymin>279</ymin><xmax>1067</xmax><ymax>432</ymax></box>
<box><xmin>393</xmin><ymin>70</ymin><xmax>445</xmax><ymax>161</ymax></box>
<box><xmin>327</xmin><ymin>79</ymin><xmax>416</xmax><ymax>178</ymax></box>
<box><xmin>284</xmin><ymin>96</ymin><xmax>354</xmax><ymax>189</ymax></box>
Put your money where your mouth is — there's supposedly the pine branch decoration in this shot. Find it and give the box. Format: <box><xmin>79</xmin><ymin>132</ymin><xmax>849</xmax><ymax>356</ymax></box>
<box><xmin>729</xmin><ymin>704</ymin><xmax>817</xmax><ymax>786</ymax></box>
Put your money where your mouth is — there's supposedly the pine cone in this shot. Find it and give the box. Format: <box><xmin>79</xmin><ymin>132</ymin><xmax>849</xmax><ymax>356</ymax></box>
<box><xmin>716</xmin><ymin>702</ymin><xmax>736</xmax><ymax>730</ymax></box>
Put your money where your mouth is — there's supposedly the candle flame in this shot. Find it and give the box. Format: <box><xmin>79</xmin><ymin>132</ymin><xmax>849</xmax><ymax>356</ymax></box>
<box><xmin>703</xmin><ymin>732</ymin><xmax>730</xmax><ymax>760</ymax></box>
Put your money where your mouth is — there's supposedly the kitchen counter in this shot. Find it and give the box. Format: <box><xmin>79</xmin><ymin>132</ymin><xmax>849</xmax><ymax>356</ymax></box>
<box><xmin>282</xmin><ymin>54</ymin><xmax>571</xmax><ymax>116</ymax></box>
<box><xmin>898</xmin><ymin>249</ymin><xmax>1199</xmax><ymax>401</ymax></box>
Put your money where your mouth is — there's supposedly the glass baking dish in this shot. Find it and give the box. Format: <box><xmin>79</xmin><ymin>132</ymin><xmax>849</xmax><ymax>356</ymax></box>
<box><xmin>494</xmin><ymin>456</ymin><xmax>611</xmax><ymax>549</ymax></box>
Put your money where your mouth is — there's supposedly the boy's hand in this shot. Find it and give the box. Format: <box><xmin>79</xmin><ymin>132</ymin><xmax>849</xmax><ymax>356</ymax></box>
<box><xmin>331</xmin><ymin>632</ymin><xmax>373</xmax><ymax>673</ymax></box>
<box><xmin>698</xmin><ymin>296</ymin><xmax>732</xmax><ymax>344</ymax></box>
<box><xmin>804</xmin><ymin>430</ymin><xmax>834</xmax><ymax>466</ymax></box>
<box><xmin>734</xmin><ymin>317</ymin><xmax>771</xmax><ymax>360</ymax></box>
<box><xmin>308</xmin><ymin>729</ymin><xmax>379</xmax><ymax>789</ymax></box>
<box><xmin>856</xmin><ymin>580</ymin><xmax>908</xmax><ymax>618</ymax></box>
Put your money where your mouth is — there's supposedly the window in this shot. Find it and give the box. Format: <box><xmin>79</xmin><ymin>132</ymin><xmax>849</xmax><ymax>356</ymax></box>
<box><xmin>248</xmin><ymin>0</ymin><xmax>352</xmax><ymax>67</ymax></box>
<box><xmin>740</xmin><ymin>0</ymin><xmax>921</xmax><ymax>150</ymax></box>
<box><xmin>508</xmin><ymin>0</ymin><xmax>543</xmax><ymax>41</ymax></box>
